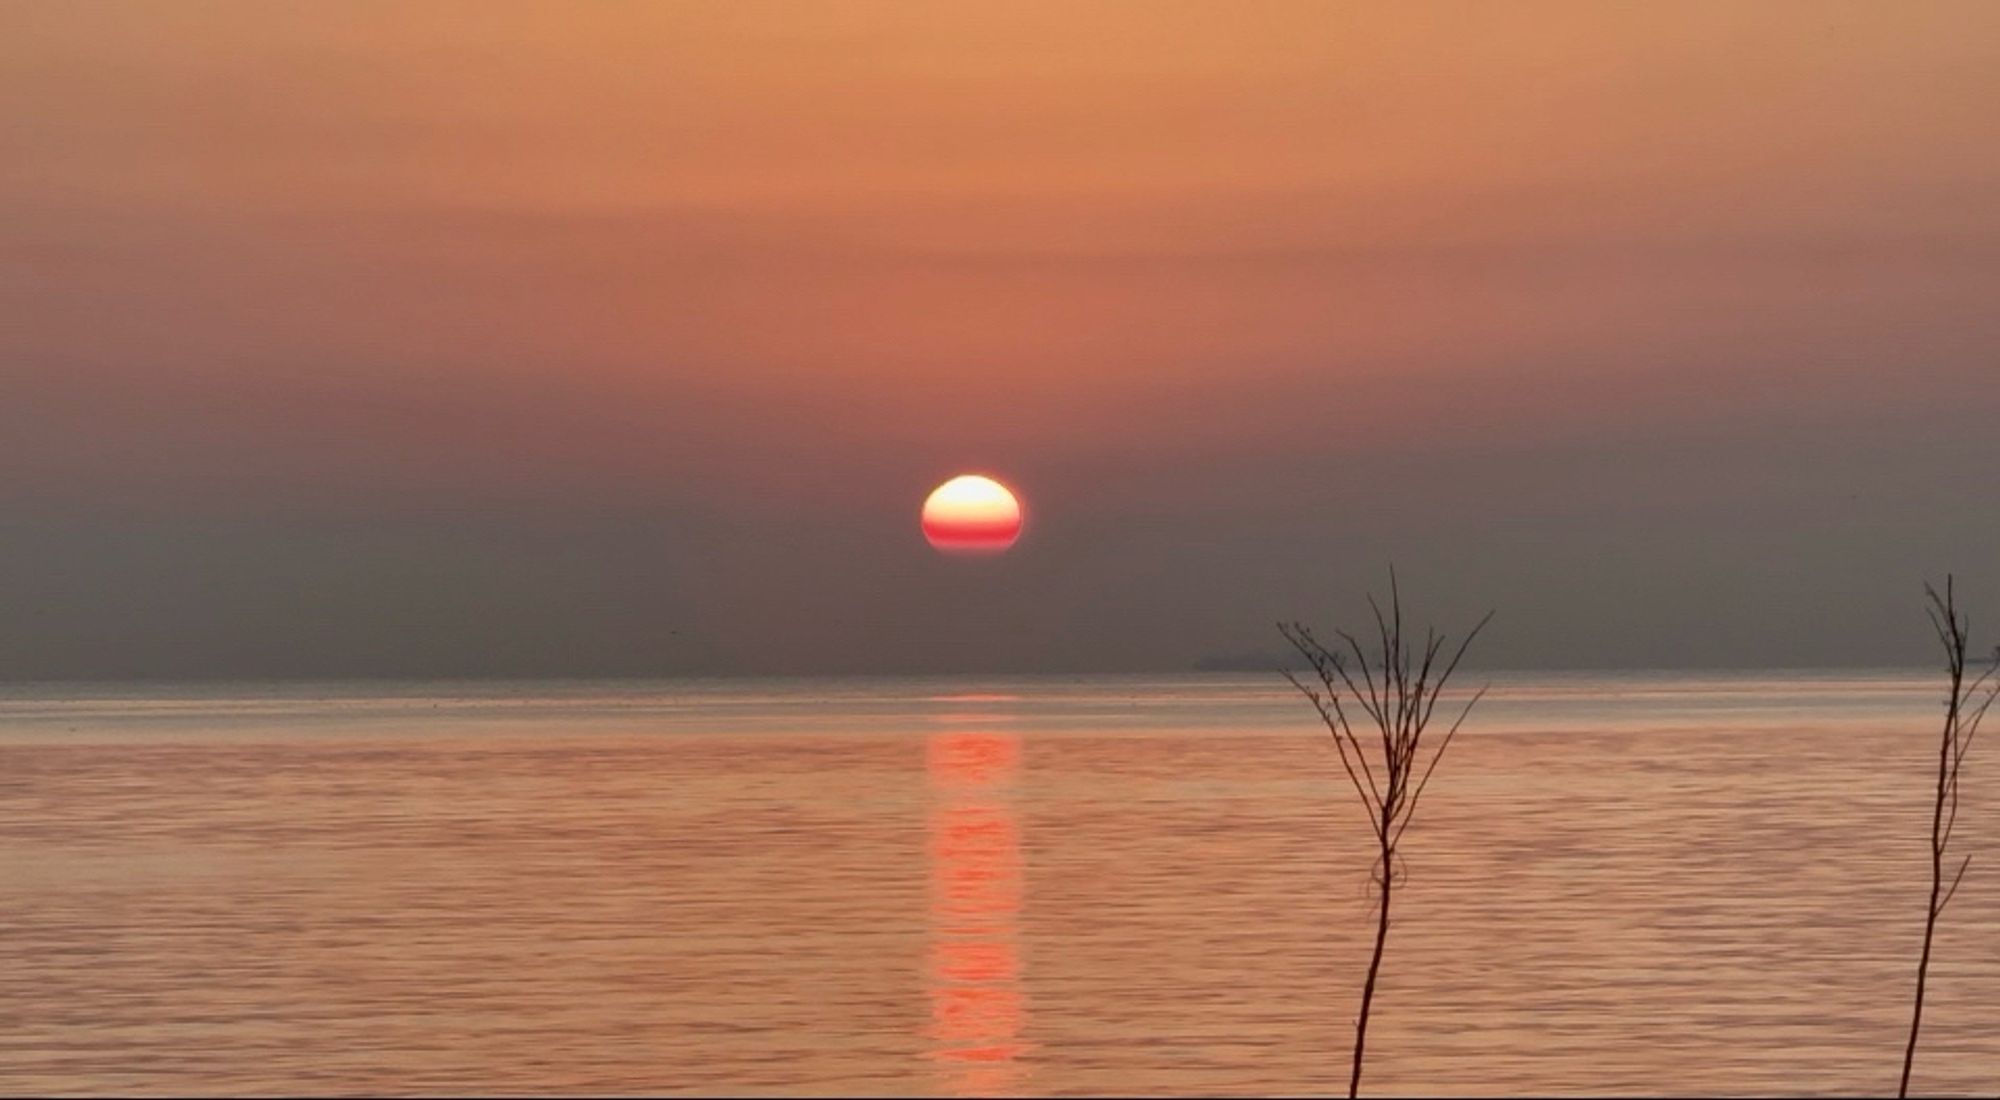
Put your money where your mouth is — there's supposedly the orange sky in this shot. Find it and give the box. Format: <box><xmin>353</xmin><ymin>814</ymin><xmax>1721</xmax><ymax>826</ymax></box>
<box><xmin>4</xmin><ymin>3</ymin><xmax>1998</xmax><ymax>675</ymax></box>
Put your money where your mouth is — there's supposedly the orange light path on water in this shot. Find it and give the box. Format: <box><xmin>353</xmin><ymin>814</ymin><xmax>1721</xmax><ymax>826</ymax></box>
<box><xmin>924</xmin><ymin>730</ymin><xmax>1029</xmax><ymax>1095</ymax></box>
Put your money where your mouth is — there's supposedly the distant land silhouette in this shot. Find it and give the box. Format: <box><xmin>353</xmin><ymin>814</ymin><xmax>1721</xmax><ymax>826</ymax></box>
<box><xmin>1193</xmin><ymin>650</ymin><xmax>1302</xmax><ymax>673</ymax></box>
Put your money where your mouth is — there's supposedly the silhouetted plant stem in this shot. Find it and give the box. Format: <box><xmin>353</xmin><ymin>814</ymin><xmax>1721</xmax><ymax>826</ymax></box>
<box><xmin>1350</xmin><ymin>844</ymin><xmax>1391</xmax><ymax>1098</ymax></box>
<box><xmin>1280</xmin><ymin>571</ymin><xmax>1490</xmax><ymax>1098</ymax></box>
<box><xmin>1899</xmin><ymin>576</ymin><xmax>1993</xmax><ymax>1098</ymax></box>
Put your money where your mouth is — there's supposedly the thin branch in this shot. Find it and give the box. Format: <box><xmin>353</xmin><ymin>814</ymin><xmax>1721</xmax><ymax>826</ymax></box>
<box><xmin>1936</xmin><ymin>854</ymin><xmax>1972</xmax><ymax>916</ymax></box>
<box><xmin>1396</xmin><ymin>685</ymin><xmax>1490</xmax><ymax>846</ymax></box>
<box><xmin>1902</xmin><ymin>574</ymin><xmax>1983</xmax><ymax>1097</ymax></box>
<box><xmin>1278</xmin><ymin>574</ymin><xmax>1492</xmax><ymax>1099</ymax></box>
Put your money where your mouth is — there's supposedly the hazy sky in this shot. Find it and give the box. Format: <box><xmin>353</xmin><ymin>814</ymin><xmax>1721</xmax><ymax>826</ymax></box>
<box><xmin>4</xmin><ymin>1</ymin><xmax>1998</xmax><ymax>677</ymax></box>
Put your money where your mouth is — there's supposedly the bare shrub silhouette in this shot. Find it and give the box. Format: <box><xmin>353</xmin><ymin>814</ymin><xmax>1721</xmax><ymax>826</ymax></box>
<box><xmin>1899</xmin><ymin>576</ymin><xmax>1995</xmax><ymax>1097</ymax></box>
<box><xmin>1279</xmin><ymin>574</ymin><xmax>1491</xmax><ymax>1098</ymax></box>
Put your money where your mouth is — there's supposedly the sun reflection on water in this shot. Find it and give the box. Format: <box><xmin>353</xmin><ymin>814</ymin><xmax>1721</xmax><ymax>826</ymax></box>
<box><xmin>925</xmin><ymin>730</ymin><xmax>1029</xmax><ymax>1095</ymax></box>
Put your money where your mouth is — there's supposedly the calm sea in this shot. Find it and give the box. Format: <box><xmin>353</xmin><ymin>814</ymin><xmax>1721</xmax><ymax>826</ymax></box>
<box><xmin>1</xmin><ymin>673</ymin><xmax>1994</xmax><ymax>1096</ymax></box>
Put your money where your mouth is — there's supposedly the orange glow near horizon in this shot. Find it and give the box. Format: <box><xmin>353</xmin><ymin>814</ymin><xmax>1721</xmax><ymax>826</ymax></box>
<box><xmin>922</xmin><ymin>475</ymin><xmax>1023</xmax><ymax>555</ymax></box>
<box><xmin>10</xmin><ymin>3</ymin><xmax>1998</xmax><ymax>518</ymax></box>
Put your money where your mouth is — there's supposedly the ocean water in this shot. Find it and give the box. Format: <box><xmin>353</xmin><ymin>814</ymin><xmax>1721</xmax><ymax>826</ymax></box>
<box><xmin>1</xmin><ymin>672</ymin><xmax>1994</xmax><ymax>1096</ymax></box>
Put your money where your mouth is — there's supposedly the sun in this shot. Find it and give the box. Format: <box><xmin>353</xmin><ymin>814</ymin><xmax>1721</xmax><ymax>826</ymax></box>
<box><xmin>922</xmin><ymin>475</ymin><xmax>1023</xmax><ymax>555</ymax></box>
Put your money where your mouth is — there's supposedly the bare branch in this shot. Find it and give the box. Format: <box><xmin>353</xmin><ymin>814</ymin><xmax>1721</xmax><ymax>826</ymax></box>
<box><xmin>1902</xmin><ymin>574</ymin><xmax>1983</xmax><ymax>1097</ymax></box>
<box><xmin>1396</xmin><ymin>685</ymin><xmax>1490</xmax><ymax>846</ymax></box>
<box><xmin>1278</xmin><ymin>573</ymin><xmax>1491</xmax><ymax>1099</ymax></box>
<box><xmin>1281</xmin><ymin>632</ymin><xmax>1385</xmax><ymax>825</ymax></box>
<box><xmin>1937</xmin><ymin>855</ymin><xmax>1972</xmax><ymax>915</ymax></box>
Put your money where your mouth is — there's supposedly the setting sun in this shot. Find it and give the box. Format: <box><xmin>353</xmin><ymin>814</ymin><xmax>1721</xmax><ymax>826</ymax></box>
<box><xmin>921</xmin><ymin>475</ymin><xmax>1023</xmax><ymax>555</ymax></box>
<box><xmin>9</xmin><ymin>3</ymin><xmax>1999</xmax><ymax>1094</ymax></box>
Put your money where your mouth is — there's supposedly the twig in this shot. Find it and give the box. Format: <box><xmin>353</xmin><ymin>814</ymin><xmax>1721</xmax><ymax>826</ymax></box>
<box><xmin>1900</xmin><ymin>576</ymin><xmax>1993</xmax><ymax>1097</ymax></box>
<box><xmin>1278</xmin><ymin>575</ymin><xmax>1491</xmax><ymax>1098</ymax></box>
